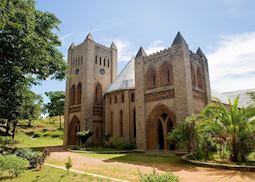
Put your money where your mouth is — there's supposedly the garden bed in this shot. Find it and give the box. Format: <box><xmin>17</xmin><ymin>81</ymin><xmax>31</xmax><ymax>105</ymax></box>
<box><xmin>181</xmin><ymin>154</ymin><xmax>255</xmax><ymax>172</ymax></box>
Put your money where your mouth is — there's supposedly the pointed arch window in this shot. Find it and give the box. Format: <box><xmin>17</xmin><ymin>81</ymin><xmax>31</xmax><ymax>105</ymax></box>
<box><xmin>121</xmin><ymin>93</ymin><xmax>124</xmax><ymax>103</ymax></box>
<box><xmin>120</xmin><ymin>110</ymin><xmax>123</xmax><ymax>137</ymax></box>
<box><xmin>103</xmin><ymin>58</ymin><xmax>106</xmax><ymax>66</ymax></box>
<box><xmin>131</xmin><ymin>93</ymin><xmax>135</xmax><ymax>102</ymax></box>
<box><xmin>100</xmin><ymin>57</ymin><xmax>102</xmax><ymax>65</ymax></box>
<box><xmin>95</xmin><ymin>55</ymin><xmax>97</xmax><ymax>64</ymax></box>
<box><xmin>107</xmin><ymin>59</ymin><xmax>110</xmax><ymax>67</ymax></box>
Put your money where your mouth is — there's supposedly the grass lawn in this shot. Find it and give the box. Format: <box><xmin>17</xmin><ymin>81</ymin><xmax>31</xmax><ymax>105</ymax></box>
<box><xmin>15</xmin><ymin>132</ymin><xmax>63</xmax><ymax>148</ymax></box>
<box><xmin>0</xmin><ymin>165</ymin><xmax>106</xmax><ymax>182</ymax></box>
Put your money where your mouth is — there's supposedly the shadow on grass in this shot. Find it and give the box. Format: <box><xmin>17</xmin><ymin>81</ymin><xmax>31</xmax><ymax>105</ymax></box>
<box><xmin>103</xmin><ymin>152</ymin><xmax>255</xmax><ymax>181</ymax></box>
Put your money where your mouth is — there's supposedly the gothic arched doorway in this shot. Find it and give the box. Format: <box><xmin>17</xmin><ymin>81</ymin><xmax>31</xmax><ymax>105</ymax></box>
<box><xmin>147</xmin><ymin>104</ymin><xmax>176</xmax><ymax>150</ymax></box>
<box><xmin>68</xmin><ymin>116</ymin><xmax>80</xmax><ymax>145</ymax></box>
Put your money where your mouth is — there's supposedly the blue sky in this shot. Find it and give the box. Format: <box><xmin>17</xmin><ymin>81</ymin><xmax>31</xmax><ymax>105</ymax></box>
<box><xmin>33</xmin><ymin>0</ymin><xmax>255</xmax><ymax>102</ymax></box>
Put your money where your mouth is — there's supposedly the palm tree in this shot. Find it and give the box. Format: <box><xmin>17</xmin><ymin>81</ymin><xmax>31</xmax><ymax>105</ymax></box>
<box><xmin>198</xmin><ymin>97</ymin><xmax>255</xmax><ymax>162</ymax></box>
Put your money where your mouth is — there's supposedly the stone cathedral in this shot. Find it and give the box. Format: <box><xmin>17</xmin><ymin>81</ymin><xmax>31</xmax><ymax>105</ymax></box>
<box><xmin>64</xmin><ymin>32</ymin><xmax>211</xmax><ymax>151</ymax></box>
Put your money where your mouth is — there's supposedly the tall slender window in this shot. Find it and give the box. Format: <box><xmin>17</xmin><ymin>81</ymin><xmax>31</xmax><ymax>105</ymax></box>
<box><xmin>103</xmin><ymin>58</ymin><xmax>106</xmax><ymax>66</ymax></box>
<box><xmin>100</xmin><ymin>57</ymin><xmax>102</xmax><ymax>65</ymax></box>
<box><xmin>81</xmin><ymin>56</ymin><xmax>83</xmax><ymax>65</ymax></box>
<box><xmin>131</xmin><ymin>93</ymin><xmax>135</xmax><ymax>102</ymax></box>
<box><xmin>95</xmin><ymin>55</ymin><xmax>97</xmax><ymax>64</ymax></box>
<box><xmin>133</xmin><ymin>108</ymin><xmax>136</xmax><ymax>138</ymax></box>
<box><xmin>121</xmin><ymin>94</ymin><xmax>124</xmax><ymax>103</ymax></box>
<box><xmin>70</xmin><ymin>85</ymin><xmax>76</xmax><ymax>106</ymax></box>
<box><xmin>120</xmin><ymin>110</ymin><xmax>123</xmax><ymax>137</ymax></box>
<box><xmin>107</xmin><ymin>59</ymin><xmax>110</xmax><ymax>67</ymax></box>
<box><xmin>111</xmin><ymin>111</ymin><xmax>113</xmax><ymax>135</ymax></box>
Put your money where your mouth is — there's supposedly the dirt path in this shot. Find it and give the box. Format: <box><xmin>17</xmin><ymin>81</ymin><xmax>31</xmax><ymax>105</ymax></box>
<box><xmin>46</xmin><ymin>147</ymin><xmax>255</xmax><ymax>182</ymax></box>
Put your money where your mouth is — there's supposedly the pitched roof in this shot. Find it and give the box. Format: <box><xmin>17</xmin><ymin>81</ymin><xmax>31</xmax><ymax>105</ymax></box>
<box><xmin>171</xmin><ymin>32</ymin><xmax>187</xmax><ymax>46</ymax></box>
<box><xmin>135</xmin><ymin>47</ymin><xmax>147</xmax><ymax>58</ymax></box>
<box><xmin>105</xmin><ymin>57</ymin><xmax>135</xmax><ymax>93</ymax></box>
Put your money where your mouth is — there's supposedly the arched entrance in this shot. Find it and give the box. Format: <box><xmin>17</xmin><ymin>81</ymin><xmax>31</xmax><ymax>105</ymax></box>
<box><xmin>68</xmin><ymin>116</ymin><xmax>80</xmax><ymax>145</ymax></box>
<box><xmin>147</xmin><ymin>104</ymin><xmax>176</xmax><ymax>150</ymax></box>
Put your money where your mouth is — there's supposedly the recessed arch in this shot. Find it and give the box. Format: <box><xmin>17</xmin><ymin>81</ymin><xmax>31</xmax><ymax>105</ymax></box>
<box><xmin>191</xmin><ymin>64</ymin><xmax>196</xmax><ymax>87</ymax></box>
<box><xmin>70</xmin><ymin>84</ymin><xmax>76</xmax><ymax>106</ymax></box>
<box><xmin>197</xmin><ymin>66</ymin><xmax>203</xmax><ymax>89</ymax></box>
<box><xmin>145</xmin><ymin>66</ymin><xmax>157</xmax><ymax>89</ymax></box>
<box><xmin>68</xmin><ymin>116</ymin><xmax>80</xmax><ymax>145</ymax></box>
<box><xmin>147</xmin><ymin>104</ymin><xmax>176</xmax><ymax>150</ymax></box>
<box><xmin>159</xmin><ymin>61</ymin><xmax>173</xmax><ymax>86</ymax></box>
<box><xmin>94</xmin><ymin>82</ymin><xmax>103</xmax><ymax>105</ymax></box>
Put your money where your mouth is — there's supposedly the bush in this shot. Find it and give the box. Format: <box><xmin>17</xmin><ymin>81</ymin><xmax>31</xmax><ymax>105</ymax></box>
<box><xmin>139</xmin><ymin>170</ymin><xmax>178</xmax><ymax>182</ymax></box>
<box><xmin>0</xmin><ymin>136</ymin><xmax>18</xmax><ymax>149</ymax></box>
<box><xmin>50</xmin><ymin>130</ymin><xmax>63</xmax><ymax>138</ymax></box>
<box><xmin>15</xmin><ymin>148</ymin><xmax>48</xmax><ymax>168</ymax></box>
<box><xmin>116</xmin><ymin>143</ymin><xmax>136</xmax><ymax>150</ymax></box>
<box><xmin>0</xmin><ymin>155</ymin><xmax>28</xmax><ymax>177</ymax></box>
<box><xmin>32</xmin><ymin>131</ymin><xmax>42</xmax><ymax>138</ymax></box>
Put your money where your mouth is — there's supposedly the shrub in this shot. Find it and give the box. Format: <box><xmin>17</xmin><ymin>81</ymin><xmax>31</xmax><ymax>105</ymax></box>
<box><xmin>50</xmin><ymin>130</ymin><xmax>63</xmax><ymax>138</ymax></box>
<box><xmin>0</xmin><ymin>136</ymin><xmax>18</xmax><ymax>149</ymax></box>
<box><xmin>139</xmin><ymin>170</ymin><xmax>178</xmax><ymax>182</ymax></box>
<box><xmin>116</xmin><ymin>143</ymin><xmax>136</xmax><ymax>150</ymax></box>
<box><xmin>15</xmin><ymin>148</ymin><xmax>48</xmax><ymax>168</ymax></box>
<box><xmin>32</xmin><ymin>131</ymin><xmax>42</xmax><ymax>138</ymax></box>
<box><xmin>0</xmin><ymin>155</ymin><xmax>28</xmax><ymax>177</ymax></box>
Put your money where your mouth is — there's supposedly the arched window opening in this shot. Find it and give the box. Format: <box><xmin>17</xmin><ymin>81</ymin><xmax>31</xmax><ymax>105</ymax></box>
<box><xmin>146</xmin><ymin>67</ymin><xmax>156</xmax><ymax>89</ymax></box>
<box><xmin>133</xmin><ymin>108</ymin><xmax>136</xmax><ymax>138</ymax></box>
<box><xmin>94</xmin><ymin>83</ymin><xmax>103</xmax><ymax>105</ymax></box>
<box><xmin>131</xmin><ymin>93</ymin><xmax>135</xmax><ymax>102</ymax></box>
<box><xmin>107</xmin><ymin>59</ymin><xmax>110</xmax><ymax>67</ymax></box>
<box><xmin>100</xmin><ymin>57</ymin><xmax>102</xmax><ymax>65</ymax></box>
<box><xmin>121</xmin><ymin>94</ymin><xmax>124</xmax><ymax>103</ymax></box>
<box><xmin>191</xmin><ymin>64</ymin><xmax>196</xmax><ymax>87</ymax></box>
<box><xmin>111</xmin><ymin>111</ymin><xmax>113</xmax><ymax>135</ymax></box>
<box><xmin>160</xmin><ymin>62</ymin><xmax>173</xmax><ymax>86</ymax></box>
<box><xmin>120</xmin><ymin>110</ymin><xmax>123</xmax><ymax>137</ymax></box>
<box><xmin>70</xmin><ymin>84</ymin><xmax>76</xmax><ymax>106</ymax></box>
<box><xmin>77</xmin><ymin>82</ymin><xmax>82</xmax><ymax>105</ymax></box>
<box><xmin>95</xmin><ymin>55</ymin><xmax>97</xmax><ymax>64</ymax></box>
<box><xmin>81</xmin><ymin>56</ymin><xmax>83</xmax><ymax>65</ymax></box>
<box><xmin>103</xmin><ymin>58</ymin><xmax>106</xmax><ymax>66</ymax></box>
<box><xmin>197</xmin><ymin>67</ymin><xmax>203</xmax><ymax>89</ymax></box>
<box><xmin>158</xmin><ymin>121</ymin><xmax>164</xmax><ymax>150</ymax></box>
<box><xmin>115</xmin><ymin>95</ymin><xmax>117</xmax><ymax>103</ymax></box>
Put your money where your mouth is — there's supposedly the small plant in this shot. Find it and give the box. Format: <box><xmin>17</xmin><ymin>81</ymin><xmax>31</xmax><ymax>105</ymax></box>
<box><xmin>139</xmin><ymin>170</ymin><xmax>178</xmax><ymax>182</ymax></box>
<box><xmin>65</xmin><ymin>157</ymin><xmax>72</xmax><ymax>174</ymax></box>
<box><xmin>15</xmin><ymin>148</ymin><xmax>48</xmax><ymax>168</ymax></box>
<box><xmin>32</xmin><ymin>131</ymin><xmax>42</xmax><ymax>138</ymax></box>
<box><xmin>0</xmin><ymin>155</ymin><xmax>28</xmax><ymax>177</ymax></box>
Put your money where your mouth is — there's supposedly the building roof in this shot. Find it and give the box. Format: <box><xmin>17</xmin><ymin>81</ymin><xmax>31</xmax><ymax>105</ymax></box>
<box><xmin>106</xmin><ymin>58</ymin><xmax>253</xmax><ymax>107</ymax></box>
<box><xmin>106</xmin><ymin>57</ymin><xmax>135</xmax><ymax>93</ymax></box>
<box><xmin>223</xmin><ymin>89</ymin><xmax>255</xmax><ymax>107</ymax></box>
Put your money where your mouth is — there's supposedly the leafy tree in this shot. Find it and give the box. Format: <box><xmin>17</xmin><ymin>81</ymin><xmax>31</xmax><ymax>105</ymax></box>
<box><xmin>200</xmin><ymin>98</ymin><xmax>255</xmax><ymax>161</ymax></box>
<box><xmin>44</xmin><ymin>91</ymin><xmax>65</xmax><ymax>129</ymax></box>
<box><xmin>20</xmin><ymin>88</ymin><xmax>43</xmax><ymax>127</ymax></box>
<box><xmin>0</xmin><ymin>0</ymin><xmax>67</xmax><ymax>133</ymax></box>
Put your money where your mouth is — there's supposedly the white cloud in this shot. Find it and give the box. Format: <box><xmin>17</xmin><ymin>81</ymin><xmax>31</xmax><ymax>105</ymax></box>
<box><xmin>145</xmin><ymin>40</ymin><xmax>165</xmax><ymax>55</ymax></box>
<box><xmin>113</xmin><ymin>39</ymin><xmax>134</xmax><ymax>62</ymax></box>
<box><xmin>207</xmin><ymin>32</ymin><xmax>255</xmax><ymax>92</ymax></box>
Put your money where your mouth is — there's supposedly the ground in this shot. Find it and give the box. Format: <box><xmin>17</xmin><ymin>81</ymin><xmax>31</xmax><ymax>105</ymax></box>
<box><xmin>46</xmin><ymin>147</ymin><xmax>255</xmax><ymax>182</ymax></box>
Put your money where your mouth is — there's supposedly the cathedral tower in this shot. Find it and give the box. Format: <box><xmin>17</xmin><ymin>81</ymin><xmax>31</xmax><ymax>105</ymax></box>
<box><xmin>64</xmin><ymin>33</ymin><xmax>117</xmax><ymax>145</ymax></box>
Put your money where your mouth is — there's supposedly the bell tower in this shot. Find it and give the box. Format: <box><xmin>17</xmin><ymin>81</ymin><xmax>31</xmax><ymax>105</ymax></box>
<box><xmin>64</xmin><ymin>33</ymin><xmax>117</xmax><ymax>145</ymax></box>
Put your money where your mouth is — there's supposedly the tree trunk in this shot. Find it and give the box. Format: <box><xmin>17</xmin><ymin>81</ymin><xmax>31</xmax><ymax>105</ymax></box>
<box><xmin>28</xmin><ymin>119</ymin><xmax>32</xmax><ymax>127</ymax></box>
<box><xmin>5</xmin><ymin>120</ymin><xmax>10</xmax><ymax>135</ymax></box>
<box><xmin>230</xmin><ymin>133</ymin><xmax>238</xmax><ymax>162</ymax></box>
<box><xmin>59</xmin><ymin>115</ymin><xmax>61</xmax><ymax>129</ymax></box>
<box><xmin>12</xmin><ymin>121</ymin><xmax>17</xmax><ymax>138</ymax></box>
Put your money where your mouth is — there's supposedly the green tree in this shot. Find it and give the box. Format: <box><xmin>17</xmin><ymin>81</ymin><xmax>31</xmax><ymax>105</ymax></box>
<box><xmin>44</xmin><ymin>91</ymin><xmax>65</xmax><ymax>129</ymax></box>
<box><xmin>200</xmin><ymin>98</ymin><xmax>255</xmax><ymax>161</ymax></box>
<box><xmin>0</xmin><ymin>0</ymin><xmax>67</xmax><ymax>133</ymax></box>
<box><xmin>20</xmin><ymin>88</ymin><xmax>43</xmax><ymax>127</ymax></box>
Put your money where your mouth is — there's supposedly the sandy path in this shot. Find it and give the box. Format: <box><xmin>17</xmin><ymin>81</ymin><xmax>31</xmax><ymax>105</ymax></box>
<box><xmin>46</xmin><ymin>147</ymin><xmax>255</xmax><ymax>182</ymax></box>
